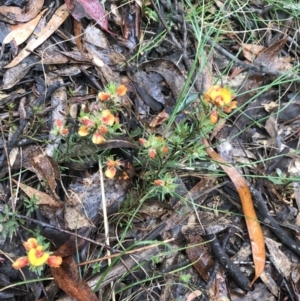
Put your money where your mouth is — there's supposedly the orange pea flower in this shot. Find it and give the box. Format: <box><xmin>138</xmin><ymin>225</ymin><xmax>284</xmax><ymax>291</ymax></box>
<box><xmin>23</xmin><ymin>238</ymin><xmax>38</xmax><ymax>251</ymax></box>
<box><xmin>105</xmin><ymin>167</ymin><xmax>117</xmax><ymax>179</ymax></box>
<box><xmin>54</xmin><ymin>119</ymin><xmax>68</xmax><ymax>136</ymax></box>
<box><xmin>12</xmin><ymin>257</ymin><xmax>29</xmax><ymax>269</ymax></box>
<box><xmin>60</xmin><ymin>128</ymin><xmax>69</xmax><ymax>135</ymax></box>
<box><xmin>101</xmin><ymin>110</ymin><xmax>115</xmax><ymax>126</ymax></box>
<box><xmin>223</xmin><ymin>100</ymin><xmax>238</xmax><ymax>113</ymax></box>
<box><xmin>92</xmin><ymin>130</ymin><xmax>106</xmax><ymax>144</ymax></box>
<box><xmin>78</xmin><ymin>126</ymin><xmax>89</xmax><ymax>136</ymax></box>
<box><xmin>116</xmin><ymin>85</ymin><xmax>127</xmax><ymax>96</ymax></box>
<box><xmin>98</xmin><ymin>125</ymin><xmax>108</xmax><ymax>134</ymax></box>
<box><xmin>139</xmin><ymin>138</ymin><xmax>147</xmax><ymax>146</ymax></box>
<box><xmin>154</xmin><ymin>179</ymin><xmax>165</xmax><ymax>186</ymax></box>
<box><xmin>104</xmin><ymin>158</ymin><xmax>122</xmax><ymax>178</ymax></box>
<box><xmin>80</xmin><ymin>116</ymin><xmax>94</xmax><ymax>127</ymax></box>
<box><xmin>12</xmin><ymin>237</ymin><xmax>63</xmax><ymax>271</ymax></box>
<box><xmin>56</xmin><ymin>119</ymin><xmax>63</xmax><ymax>127</ymax></box>
<box><xmin>98</xmin><ymin>92</ymin><xmax>111</xmax><ymax>101</ymax></box>
<box><xmin>210</xmin><ymin>111</ymin><xmax>219</xmax><ymax>124</ymax></box>
<box><xmin>47</xmin><ymin>255</ymin><xmax>62</xmax><ymax>268</ymax></box>
<box><xmin>148</xmin><ymin>149</ymin><xmax>156</xmax><ymax>158</ymax></box>
<box><xmin>204</xmin><ymin>85</ymin><xmax>233</xmax><ymax>107</ymax></box>
<box><xmin>161</xmin><ymin>146</ymin><xmax>169</xmax><ymax>154</ymax></box>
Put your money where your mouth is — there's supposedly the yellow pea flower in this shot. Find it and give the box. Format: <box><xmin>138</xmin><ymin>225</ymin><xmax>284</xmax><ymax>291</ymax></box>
<box><xmin>28</xmin><ymin>246</ymin><xmax>49</xmax><ymax>267</ymax></box>
<box><xmin>101</xmin><ymin>110</ymin><xmax>115</xmax><ymax>126</ymax></box>
<box><xmin>92</xmin><ymin>130</ymin><xmax>106</xmax><ymax>144</ymax></box>
<box><xmin>78</xmin><ymin>126</ymin><xmax>90</xmax><ymax>137</ymax></box>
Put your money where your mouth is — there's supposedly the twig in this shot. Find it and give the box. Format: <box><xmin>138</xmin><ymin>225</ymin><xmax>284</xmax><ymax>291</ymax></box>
<box><xmin>98</xmin><ymin>160</ymin><xmax>115</xmax><ymax>301</ymax></box>
<box><xmin>208</xmin><ymin>234</ymin><xmax>251</xmax><ymax>292</ymax></box>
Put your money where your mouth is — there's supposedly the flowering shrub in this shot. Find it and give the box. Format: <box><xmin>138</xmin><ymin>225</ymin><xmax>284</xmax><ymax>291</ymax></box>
<box><xmin>12</xmin><ymin>237</ymin><xmax>62</xmax><ymax>274</ymax></box>
<box><xmin>139</xmin><ymin>135</ymin><xmax>169</xmax><ymax>159</ymax></box>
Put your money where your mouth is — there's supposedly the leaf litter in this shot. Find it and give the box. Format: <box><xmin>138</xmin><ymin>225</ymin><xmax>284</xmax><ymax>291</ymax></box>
<box><xmin>0</xmin><ymin>0</ymin><xmax>300</xmax><ymax>300</ymax></box>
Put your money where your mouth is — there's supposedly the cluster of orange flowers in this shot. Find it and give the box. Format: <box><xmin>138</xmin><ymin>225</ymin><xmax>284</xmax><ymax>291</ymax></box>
<box><xmin>78</xmin><ymin>109</ymin><xmax>115</xmax><ymax>144</ymax></box>
<box><xmin>12</xmin><ymin>238</ymin><xmax>62</xmax><ymax>270</ymax></box>
<box><xmin>204</xmin><ymin>85</ymin><xmax>237</xmax><ymax>124</ymax></box>
<box><xmin>78</xmin><ymin>84</ymin><xmax>127</xmax><ymax>144</ymax></box>
<box><xmin>139</xmin><ymin>136</ymin><xmax>169</xmax><ymax>159</ymax></box>
<box><xmin>98</xmin><ymin>84</ymin><xmax>127</xmax><ymax>102</ymax></box>
<box><xmin>51</xmin><ymin>119</ymin><xmax>68</xmax><ymax>136</ymax></box>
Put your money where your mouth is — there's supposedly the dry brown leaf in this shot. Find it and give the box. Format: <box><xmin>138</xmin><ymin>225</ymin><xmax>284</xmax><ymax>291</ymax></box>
<box><xmin>185</xmin><ymin>234</ymin><xmax>214</xmax><ymax>281</ymax></box>
<box><xmin>65</xmin><ymin>0</ymin><xmax>109</xmax><ymax>32</ymax></box>
<box><xmin>4</xmin><ymin>4</ymin><xmax>69</xmax><ymax>69</ymax></box>
<box><xmin>0</xmin><ymin>0</ymin><xmax>44</xmax><ymax>22</ymax></box>
<box><xmin>12</xmin><ymin>179</ymin><xmax>63</xmax><ymax>208</ymax></box>
<box><xmin>254</xmin><ymin>37</ymin><xmax>292</xmax><ymax>72</ymax></box>
<box><xmin>27</xmin><ymin>147</ymin><xmax>60</xmax><ymax>200</ymax></box>
<box><xmin>242</xmin><ymin>43</ymin><xmax>265</xmax><ymax>62</ymax></box>
<box><xmin>265</xmin><ymin>237</ymin><xmax>293</xmax><ymax>278</ymax></box>
<box><xmin>150</xmin><ymin>110</ymin><xmax>169</xmax><ymax>127</ymax></box>
<box><xmin>263</xmin><ymin>101</ymin><xmax>278</xmax><ymax>112</ymax></box>
<box><xmin>3</xmin><ymin>9</ymin><xmax>47</xmax><ymax>46</ymax></box>
<box><xmin>64</xmin><ymin>191</ymin><xmax>94</xmax><ymax>230</ymax></box>
<box><xmin>1</xmin><ymin>56</ymin><xmax>38</xmax><ymax>90</ymax></box>
<box><xmin>202</xmin><ymin>138</ymin><xmax>266</xmax><ymax>286</ymax></box>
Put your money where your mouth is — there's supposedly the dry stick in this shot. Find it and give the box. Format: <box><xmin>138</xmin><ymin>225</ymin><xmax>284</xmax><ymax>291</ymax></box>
<box><xmin>98</xmin><ymin>161</ymin><xmax>115</xmax><ymax>301</ymax></box>
<box><xmin>207</xmin><ymin>234</ymin><xmax>251</xmax><ymax>292</ymax></box>
<box><xmin>200</xmin><ymin>226</ymin><xmax>240</xmax><ymax>301</ymax></box>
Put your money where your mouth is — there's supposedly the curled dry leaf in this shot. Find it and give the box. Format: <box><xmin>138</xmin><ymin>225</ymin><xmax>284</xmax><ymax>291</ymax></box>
<box><xmin>0</xmin><ymin>0</ymin><xmax>44</xmax><ymax>22</ymax></box>
<box><xmin>51</xmin><ymin>256</ymin><xmax>99</xmax><ymax>301</ymax></box>
<box><xmin>241</xmin><ymin>43</ymin><xmax>265</xmax><ymax>62</ymax></box>
<box><xmin>254</xmin><ymin>37</ymin><xmax>292</xmax><ymax>72</ymax></box>
<box><xmin>4</xmin><ymin>4</ymin><xmax>69</xmax><ymax>69</ymax></box>
<box><xmin>202</xmin><ymin>138</ymin><xmax>265</xmax><ymax>286</ymax></box>
<box><xmin>3</xmin><ymin>9</ymin><xmax>47</xmax><ymax>46</ymax></box>
<box><xmin>150</xmin><ymin>110</ymin><xmax>169</xmax><ymax>127</ymax></box>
